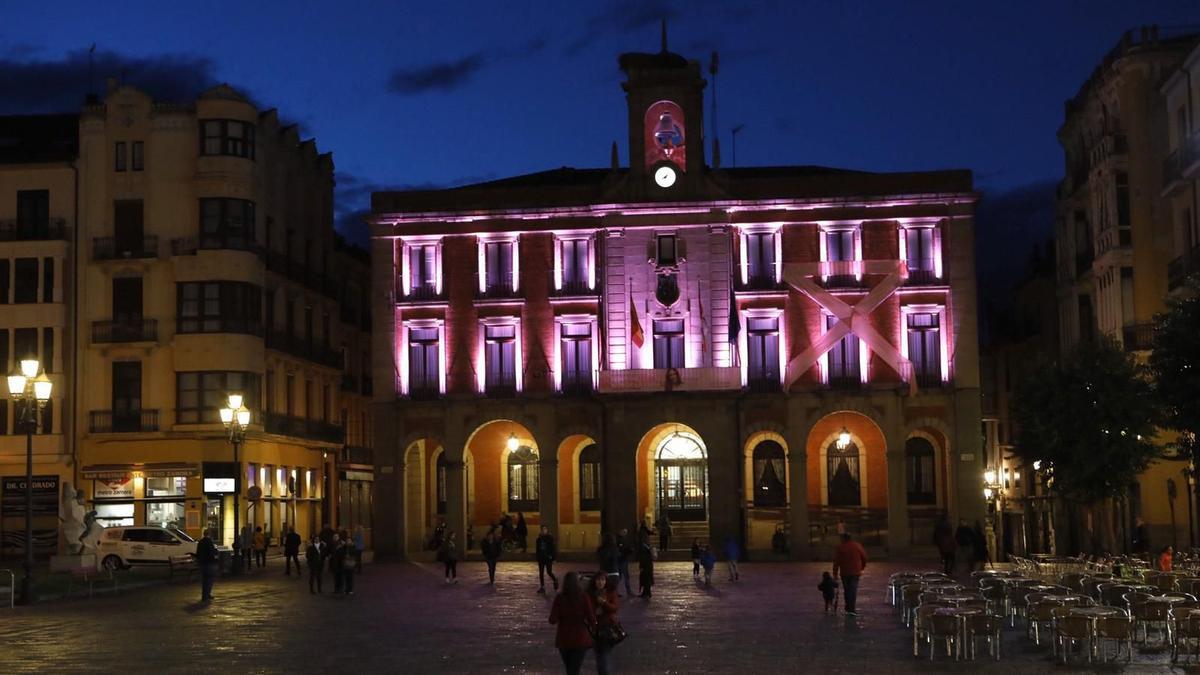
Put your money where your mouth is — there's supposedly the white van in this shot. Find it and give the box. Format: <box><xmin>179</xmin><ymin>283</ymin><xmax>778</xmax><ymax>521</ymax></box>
<box><xmin>92</xmin><ymin>526</ymin><xmax>198</xmax><ymax>571</ymax></box>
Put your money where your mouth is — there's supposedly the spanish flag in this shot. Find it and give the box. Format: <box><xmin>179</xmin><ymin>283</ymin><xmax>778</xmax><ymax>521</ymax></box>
<box><xmin>630</xmin><ymin>285</ymin><xmax>644</xmax><ymax>348</ymax></box>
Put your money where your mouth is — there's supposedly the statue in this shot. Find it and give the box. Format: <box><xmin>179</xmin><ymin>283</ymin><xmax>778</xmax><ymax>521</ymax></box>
<box><xmin>59</xmin><ymin>483</ymin><xmax>99</xmax><ymax>555</ymax></box>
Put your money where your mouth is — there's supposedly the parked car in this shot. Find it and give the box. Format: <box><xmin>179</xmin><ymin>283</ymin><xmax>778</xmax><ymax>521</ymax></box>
<box><xmin>90</xmin><ymin>526</ymin><xmax>198</xmax><ymax>571</ymax></box>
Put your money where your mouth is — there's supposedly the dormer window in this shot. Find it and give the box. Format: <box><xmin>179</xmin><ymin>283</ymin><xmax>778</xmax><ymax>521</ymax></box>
<box><xmin>656</xmin><ymin>234</ymin><xmax>678</xmax><ymax>266</ymax></box>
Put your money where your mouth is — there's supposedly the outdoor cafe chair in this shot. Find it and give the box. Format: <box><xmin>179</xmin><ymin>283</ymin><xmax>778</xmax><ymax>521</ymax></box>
<box><xmin>1133</xmin><ymin>600</ymin><xmax>1172</xmax><ymax>645</ymax></box>
<box><xmin>901</xmin><ymin>585</ymin><xmax>924</xmax><ymax>627</ymax></box>
<box><xmin>1095</xmin><ymin>613</ymin><xmax>1134</xmax><ymax>663</ymax></box>
<box><xmin>927</xmin><ymin>613</ymin><xmax>961</xmax><ymax>661</ymax></box>
<box><xmin>1059</xmin><ymin>572</ymin><xmax>1087</xmax><ymax>591</ymax></box>
<box><xmin>1055</xmin><ymin>611</ymin><xmax>1094</xmax><ymax>665</ymax></box>
<box><xmin>1027</xmin><ymin>600</ymin><xmax>1061</xmax><ymax>645</ymax></box>
<box><xmin>1176</xmin><ymin>578</ymin><xmax>1200</xmax><ymax>596</ymax></box>
<box><xmin>912</xmin><ymin>604</ymin><xmax>939</xmax><ymax>657</ymax></box>
<box><xmin>1171</xmin><ymin>607</ymin><xmax>1200</xmax><ymax>663</ymax></box>
<box><xmin>964</xmin><ymin>613</ymin><xmax>1003</xmax><ymax>661</ymax></box>
<box><xmin>1163</xmin><ymin>591</ymin><xmax>1198</xmax><ymax>603</ymax></box>
<box><xmin>1146</xmin><ymin>572</ymin><xmax>1178</xmax><ymax>593</ymax></box>
<box><xmin>1099</xmin><ymin>583</ymin><xmax>1135</xmax><ymax>608</ymax></box>
<box><xmin>981</xmin><ymin>584</ymin><xmax>1007</xmax><ymax>615</ymax></box>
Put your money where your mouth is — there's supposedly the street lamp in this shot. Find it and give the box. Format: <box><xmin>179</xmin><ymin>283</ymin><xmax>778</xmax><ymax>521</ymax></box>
<box><xmin>506</xmin><ymin>433</ymin><xmax>519</xmax><ymax>452</ymax></box>
<box><xmin>220</xmin><ymin>393</ymin><xmax>250</xmax><ymax>573</ymax></box>
<box><xmin>7</xmin><ymin>359</ymin><xmax>52</xmax><ymax>605</ymax></box>
<box><xmin>836</xmin><ymin>427</ymin><xmax>851</xmax><ymax>451</ymax></box>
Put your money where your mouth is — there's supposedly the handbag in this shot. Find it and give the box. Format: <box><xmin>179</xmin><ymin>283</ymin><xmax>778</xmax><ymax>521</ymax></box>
<box><xmin>592</xmin><ymin>620</ymin><xmax>628</xmax><ymax>647</ymax></box>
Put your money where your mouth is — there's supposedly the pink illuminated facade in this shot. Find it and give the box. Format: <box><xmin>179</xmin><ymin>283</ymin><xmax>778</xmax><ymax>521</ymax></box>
<box><xmin>370</xmin><ymin>47</ymin><xmax>984</xmax><ymax>559</ymax></box>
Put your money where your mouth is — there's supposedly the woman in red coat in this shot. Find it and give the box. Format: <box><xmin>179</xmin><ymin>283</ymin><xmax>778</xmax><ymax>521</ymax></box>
<box><xmin>549</xmin><ymin>571</ymin><xmax>595</xmax><ymax>674</ymax></box>
<box><xmin>588</xmin><ymin>571</ymin><xmax>621</xmax><ymax>675</ymax></box>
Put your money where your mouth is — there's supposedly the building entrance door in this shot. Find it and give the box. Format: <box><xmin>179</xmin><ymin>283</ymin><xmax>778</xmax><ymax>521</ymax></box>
<box><xmin>654</xmin><ymin>431</ymin><xmax>708</xmax><ymax>522</ymax></box>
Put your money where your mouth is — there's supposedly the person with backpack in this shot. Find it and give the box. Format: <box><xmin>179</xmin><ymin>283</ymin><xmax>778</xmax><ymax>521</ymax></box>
<box><xmin>548</xmin><ymin>572</ymin><xmax>595</xmax><ymax>675</ymax></box>
<box><xmin>535</xmin><ymin>525</ymin><xmax>559</xmax><ymax>593</ymax></box>
<box><xmin>482</xmin><ymin>530</ymin><xmax>503</xmax><ymax>584</ymax></box>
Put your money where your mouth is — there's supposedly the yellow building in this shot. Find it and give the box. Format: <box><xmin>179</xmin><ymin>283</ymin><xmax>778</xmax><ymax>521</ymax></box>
<box><xmin>0</xmin><ymin>114</ymin><xmax>77</xmax><ymax>555</ymax></box>
<box><xmin>1054</xmin><ymin>27</ymin><xmax>1198</xmax><ymax>550</ymax></box>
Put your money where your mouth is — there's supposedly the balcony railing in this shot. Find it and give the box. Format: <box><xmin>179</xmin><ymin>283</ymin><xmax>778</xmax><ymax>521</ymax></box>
<box><xmin>904</xmin><ymin>268</ymin><xmax>941</xmax><ymax>286</ymax></box>
<box><xmin>746</xmin><ymin>376</ymin><xmax>781</xmax><ymax>393</ymax></box>
<box><xmin>913</xmin><ymin>370</ymin><xmax>944</xmax><ymax>390</ymax></box>
<box><xmin>264</xmin><ymin>331</ymin><xmax>343</xmax><ymax>368</ymax></box>
<box><xmin>597</xmin><ymin>366</ymin><xmax>742</xmax><ymax>394</ymax></box>
<box><xmin>340</xmin><ymin>445</ymin><xmax>373</xmax><ymax>465</ymax></box>
<box><xmin>479</xmin><ymin>280</ymin><xmax>519</xmax><ymax>300</ymax></box>
<box><xmin>819</xmin><ymin>260</ymin><xmax>863</xmax><ymax>289</ymax></box>
<box><xmin>560</xmin><ymin>375</ymin><xmax>594</xmax><ymax>395</ymax></box>
<box><xmin>1168</xmin><ymin>245</ymin><xmax>1200</xmax><ymax>291</ymax></box>
<box><xmin>92</xmin><ymin>319</ymin><xmax>158</xmax><ymax>344</ymax></box>
<box><xmin>170</xmin><ymin>236</ymin><xmax>261</xmax><ymax>256</ymax></box>
<box><xmin>1164</xmin><ymin>130</ymin><xmax>1200</xmax><ymax>189</ymax></box>
<box><xmin>90</xmin><ymin>409</ymin><xmax>160</xmax><ymax>433</ymax></box>
<box><xmin>177</xmin><ymin>317</ymin><xmax>263</xmax><ymax>337</ymax></box>
<box><xmin>398</xmin><ymin>284</ymin><xmax>445</xmax><ymax>303</ymax></box>
<box><xmin>1122</xmin><ymin>323</ymin><xmax>1155</xmax><ymax>352</ymax></box>
<box><xmin>93</xmin><ymin>236</ymin><xmax>158</xmax><ymax>261</ymax></box>
<box><xmin>0</xmin><ymin>218</ymin><xmax>67</xmax><ymax>242</ymax></box>
<box><xmin>551</xmin><ymin>278</ymin><xmax>597</xmax><ymax>297</ymax></box>
<box><xmin>263</xmin><ymin>412</ymin><xmax>344</xmax><ymax>444</ymax></box>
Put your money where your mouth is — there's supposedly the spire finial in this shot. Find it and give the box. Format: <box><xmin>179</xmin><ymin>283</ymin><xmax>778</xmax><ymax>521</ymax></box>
<box><xmin>661</xmin><ymin>18</ymin><xmax>668</xmax><ymax>53</ymax></box>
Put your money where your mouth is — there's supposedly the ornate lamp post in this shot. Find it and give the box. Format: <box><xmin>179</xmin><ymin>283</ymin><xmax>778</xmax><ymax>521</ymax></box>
<box><xmin>219</xmin><ymin>394</ymin><xmax>250</xmax><ymax>574</ymax></box>
<box><xmin>7</xmin><ymin>358</ymin><xmax>52</xmax><ymax>605</ymax></box>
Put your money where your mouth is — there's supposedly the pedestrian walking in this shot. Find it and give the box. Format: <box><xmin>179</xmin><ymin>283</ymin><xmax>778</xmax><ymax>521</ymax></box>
<box><xmin>240</xmin><ymin>523</ymin><xmax>254</xmax><ymax>572</ymax></box>
<box><xmin>353</xmin><ymin>525</ymin><xmax>366</xmax><ymax>573</ymax></box>
<box><xmin>690</xmin><ymin>538</ymin><xmax>702</xmax><ymax>579</ymax></box>
<box><xmin>482</xmin><ymin>530</ymin><xmax>502</xmax><ymax>584</ymax></box>
<box><xmin>440</xmin><ymin>530</ymin><xmax>460</xmax><ymax>583</ymax></box>
<box><xmin>954</xmin><ymin>519</ymin><xmax>974</xmax><ymax>575</ymax></box>
<box><xmin>341</xmin><ymin>543</ymin><xmax>356</xmax><ymax>596</ymax></box>
<box><xmin>832</xmin><ymin>532</ymin><xmax>868</xmax><ymax>616</ymax></box>
<box><xmin>637</xmin><ymin>538</ymin><xmax>655</xmax><ymax>598</ymax></box>
<box><xmin>597</xmin><ymin>533</ymin><xmax>621</xmax><ymax>588</ymax></box>
<box><xmin>972</xmin><ymin>520</ymin><xmax>990</xmax><ymax>571</ymax></box>
<box><xmin>305</xmin><ymin>535</ymin><xmax>324</xmax><ymax>594</ymax></box>
<box><xmin>431</xmin><ymin>520</ymin><xmax>446</xmax><ymax>550</ymax></box>
<box><xmin>588</xmin><ymin>570</ymin><xmax>623</xmax><ymax>675</ymax></box>
<box><xmin>933</xmin><ymin>516</ymin><xmax>956</xmax><ymax>575</ymax></box>
<box><xmin>284</xmin><ymin>526</ymin><xmax>302</xmax><ymax>576</ymax></box>
<box><xmin>1160</xmin><ymin>545</ymin><xmax>1175</xmax><ymax>572</ymax></box>
<box><xmin>515</xmin><ymin>512</ymin><xmax>529</xmax><ymax>553</ymax></box>
<box><xmin>330</xmin><ymin>534</ymin><xmax>346</xmax><ymax>593</ymax></box>
<box><xmin>638</xmin><ymin>517</ymin><xmax>655</xmax><ymax>545</ymax></box>
<box><xmin>700</xmin><ymin>543</ymin><xmax>716</xmax><ymax>585</ymax></box>
<box><xmin>196</xmin><ymin>528</ymin><xmax>219</xmax><ymax>602</ymax></box>
<box><xmin>657</xmin><ymin>513</ymin><xmax>672</xmax><ymax>552</ymax></box>
<box><xmin>253</xmin><ymin>526</ymin><xmax>267</xmax><ymax>568</ymax></box>
<box><xmin>535</xmin><ymin>525</ymin><xmax>559</xmax><ymax>593</ymax></box>
<box><xmin>616</xmin><ymin>528</ymin><xmax>635</xmax><ymax>596</ymax></box>
<box><xmin>818</xmin><ymin>571</ymin><xmax>839</xmax><ymax>612</ymax></box>
<box><xmin>723</xmin><ymin>536</ymin><xmax>741</xmax><ymax>582</ymax></box>
<box><xmin>548</xmin><ymin>571</ymin><xmax>595</xmax><ymax>675</ymax></box>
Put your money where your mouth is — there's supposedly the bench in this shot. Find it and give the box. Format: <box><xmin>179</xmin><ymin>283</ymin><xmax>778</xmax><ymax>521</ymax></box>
<box><xmin>168</xmin><ymin>555</ymin><xmax>197</xmax><ymax>581</ymax></box>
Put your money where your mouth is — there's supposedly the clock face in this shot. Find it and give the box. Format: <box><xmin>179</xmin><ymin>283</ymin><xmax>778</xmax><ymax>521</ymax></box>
<box><xmin>654</xmin><ymin>165</ymin><xmax>677</xmax><ymax>188</ymax></box>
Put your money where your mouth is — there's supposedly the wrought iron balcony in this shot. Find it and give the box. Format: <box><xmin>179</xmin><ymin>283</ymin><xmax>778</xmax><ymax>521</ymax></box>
<box><xmin>263</xmin><ymin>412</ymin><xmax>344</xmax><ymax>444</ymax></box>
<box><xmin>1122</xmin><ymin>323</ymin><xmax>1155</xmax><ymax>352</ymax></box>
<box><xmin>264</xmin><ymin>331</ymin><xmax>343</xmax><ymax>368</ymax></box>
<box><xmin>904</xmin><ymin>268</ymin><xmax>941</xmax><ymax>286</ymax></box>
<box><xmin>597</xmin><ymin>366</ymin><xmax>742</xmax><ymax>394</ymax></box>
<box><xmin>0</xmin><ymin>218</ymin><xmax>66</xmax><ymax>241</ymax></box>
<box><xmin>92</xmin><ymin>319</ymin><xmax>158</xmax><ymax>344</ymax></box>
<box><xmin>550</xmin><ymin>278</ymin><xmax>597</xmax><ymax>297</ymax></box>
<box><xmin>397</xmin><ymin>283</ymin><xmax>445</xmax><ymax>303</ymax></box>
<box><xmin>1168</xmin><ymin>245</ymin><xmax>1200</xmax><ymax>292</ymax></box>
<box><xmin>1164</xmin><ymin>130</ymin><xmax>1200</xmax><ymax>190</ymax></box>
<box><xmin>93</xmin><ymin>236</ymin><xmax>158</xmax><ymax>260</ymax></box>
<box><xmin>90</xmin><ymin>409</ymin><xmax>159</xmax><ymax>433</ymax></box>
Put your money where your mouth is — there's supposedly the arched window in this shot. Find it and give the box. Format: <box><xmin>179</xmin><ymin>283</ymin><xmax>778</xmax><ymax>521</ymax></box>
<box><xmin>578</xmin><ymin>444</ymin><xmax>601</xmax><ymax>512</ymax></box>
<box><xmin>436</xmin><ymin>452</ymin><xmax>447</xmax><ymax>515</ymax></box>
<box><xmin>507</xmin><ymin>446</ymin><xmax>539</xmax><ymax>512</ymax></box>
<box><xmin>826</xmin><ymin>440</ymin><xmax>861</xmax><ymax>507</ymax></box>
<box><xmin>752</xmin><ymin>440</ymin><xmax>787</xmax><ymax>507</ymax></box>
<box><xmin>905</xmin><ymin>437</ymin><xmax>936</xmax><ymax>505</ymax></box>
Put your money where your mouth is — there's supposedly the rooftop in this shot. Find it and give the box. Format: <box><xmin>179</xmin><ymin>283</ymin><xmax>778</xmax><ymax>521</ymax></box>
<box><xmin>0</xmin><ymin>114</ymin><xmax>79</xmax><ymax>164</ymax></box>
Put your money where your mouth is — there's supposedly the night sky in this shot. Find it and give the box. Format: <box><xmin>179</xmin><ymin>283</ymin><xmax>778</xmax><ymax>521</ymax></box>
<box><xmin>2</xmin><ymin>1</ymin><xmax>1197</xmax><ymax>294</ymax></box>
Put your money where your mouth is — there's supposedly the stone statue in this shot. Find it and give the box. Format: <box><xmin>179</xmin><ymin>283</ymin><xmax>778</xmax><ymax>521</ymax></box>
<box><xmin>59</xmin><ymin>483</ymin><xmax>92</xmax><ymax>555</ymax></box>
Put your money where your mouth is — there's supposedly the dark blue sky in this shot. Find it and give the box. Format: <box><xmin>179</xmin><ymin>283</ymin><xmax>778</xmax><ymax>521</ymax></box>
<box><xmin>1</xmin><ymin>1</ymin><xmax>1197</xmax><ymax>252</ymax></box>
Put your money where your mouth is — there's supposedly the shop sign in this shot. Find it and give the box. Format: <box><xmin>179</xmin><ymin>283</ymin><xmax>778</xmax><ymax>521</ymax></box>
<box><xmin>2</xmin><ymin>475</ymin><xmax>59</xmax><ymax>516</ymax></box>
<box><xmin>94</xmin><ymin>477</ymin><xmax>134</xmax><ymax>499</ymax></box>
<box><xmin>203</xmin><ymin>478</ymin><xmax>235</xmax><ymax>493</ymax></box>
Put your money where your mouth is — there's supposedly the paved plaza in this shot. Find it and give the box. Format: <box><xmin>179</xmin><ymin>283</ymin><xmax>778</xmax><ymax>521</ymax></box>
<box><xmin>0</xmin><ymin>560</ymin><xmax>1190</xmax><ymax>673</ymax></box>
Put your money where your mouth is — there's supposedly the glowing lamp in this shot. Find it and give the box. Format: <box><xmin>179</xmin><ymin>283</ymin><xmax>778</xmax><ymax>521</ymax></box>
<box><xmin>836</xmin><ymin>427</ymin><xmax>851</xmax><ymax>451</ymax></box>
<box><xmin>227</xmin><ymin>393</ymin><xmax>244</xmax><ymax>410</ymax></box>
<box><xmin>983</xmin><ymin>487</ymin><xmax>994</xmax><ymax>500</ymax></box>
<box><xmin>983</xmin><ymin>469</ymin><xmax>997</xmax><ymax>485</ymax></box>
<box><xmin>20</xmin><ymin>359</ymin><xmax>39</xmax><ymax>379</ymax></box>
<box><xmin>507</xmin><ymin>433</ymin><xmax>519</xmax><ymax>452</ymax></box>
<box><xmin>7</xmin><ymin>372</ymin><xmax>27</xmax><ymax>397</ymax></box>
<box><xmin>32</xmin><ymin>373</ymin><xmax>52</xmax><ymax>401</ymax></box>
<box><xmin>1032</xmin><ymin>460</ymin><xmax>1042</xmax><ymax>471</ymax></box>
<box><xmin>236</xmin><ymin>408</ymin><xmax>251</xmax><ymax>427</ymax></box>
<box><xmin>219</xmin><ymin>407</ymin><xmax>234</xmax><ymax>425</ymax></box>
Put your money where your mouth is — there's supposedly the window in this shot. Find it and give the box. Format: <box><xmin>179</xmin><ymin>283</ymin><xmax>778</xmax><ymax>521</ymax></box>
<box><xmin>176</xmin><ymin>371</ymin><xmax>261</xmax><ymax>424</ymax></box>
<box><xmin>0</xmin><ymin>399</ymin><xmax>7</xmax><ymax>435</ymax></box>
<box><xmin>507</xmin><ymin>446</ymin><xmax>539</xmax><ymax>512</ymax></box>
<box><xmin>745</xmin><ymin>231</ymin><xmax>777</xmax><ymax>287</ymax></box>
<box><xmin>746</xmin><ymin>317</ymin><xmax>780</xmax><ymax>391</ymax></box>
<box><xmin>826</xmin><ymin>440</ymin><xmax>860</xmax><ymax>507</ymax></box>
<box><xmin>0</xmin><ymin>259</ymin><xmax>8</xmax><ymax>304</ymax></box>
<box><xmin>1115</xmin><ymin>172</ymin><xmax>1130</xmax><ymax>228</ymax></box>
<box><xmin>408</xmin><ymin>327</ymin><xmax>439</xmax><ymax>397</ymax></box>
<box><xmin>286</xmin><ymin>373</ymin><xmax>295</xmax><ymax>415</ymax></box>
<box><xmin>905</xmin><ymin>227</ymin><xmax>936</xmax><ymax>282</ymax></box>
<box><xmin>752</xmin><ymin>440</ymin><xmax>786</xmax><ymax>507</ymax></box>
<box><xmin>560</xmin><ymin>322</ymin><xmax>592</xmax><ymax>393</ymax></box>
<box><xmin>114</xmin><ymin>199</ymin><xmax>145</xmax><ymax>255</ymax></box>
<box><xmin>41</xmin><ymin>328</ymin><xmax>53</xmax><ymax>373</ymax></box>
<box><xmin>826</xmin><ymin>316</ymin><xmax>860</xmax><ymax>387</ymax></box>
<box><xmin>264</xmin><ymin>370</ymin><xmax>274</xmax><ymax>413</ymax></box>
<box><xmin>14</xmin><ymin>258</ymin><xmax>38</xmax><ymax>304</ymax></box>
<box><xmin>199</xmin><ymin>119</ymin><xmax>256</xmax><ymax>159</ymax></box>
<box><xmin>409</xmin><ymin>244</ymin><xmax>438</xmax><ymax>298</ymax></box>
<box><xmin>146</xmin><ymin>477</ymin><xmax>187</xmax><ymax>498</ymax></box>
<box><xmin>560</xmin><ymin>239</ymin><xmax>589</xmax><ymax>293</ymax></box>
<box><xmin>115</xmin><ymin>142</ymin><xmax>127</xmax><ymax>171</ymax></box>
<box><xmin>131</xmin><ymin>141</ymin><xmax>144</xmax><ymax>171</ymax></box>
<box><xmin>13</xmin><ymin>328</ymin><xmax>36</xmax><ymax>364</ymax></box>
<box><xmin>652</xmin><ymin>319</ymin><xmax>685</xmax><ymax>369</ymax></box>
<box><xmin>579</xmin><ymin>444</ymin><xmax>601</xmax><ymax>511</ymax></box>
<box><xmin>199</xmin><ymin>198</ymin><xmax>255</xmax><ymax>250</ymax></box>
<box><xmin>824</xmin><ymin>229</ymin><xmax>855</xmax><ymax>261</ymax></box>
<box><xmin>436</xmin><ymin>453</ymin><xmax>447</xmax><ymax>515</ymax></box>
<box><xmin>95</xmin><ymin>503</ymin><xmax>135</xmax><ymax>527</ymax></box>
<box><xmin>906</xmin><ymin>312</ymin><xmax>942</xmax><ymax>386</ymax></box>
<box><xmin>304</xmin><ymin>379</ymin><xmax>313</xmax><ymax>419</ymax></box>
<box><xmin>16</xmin><ymin>190</ymin><xmax>50</xmax><ymax>238</ymax></box>
<box><xmin>0</xmin><ymin>330</ymin><xmax>7</xmax><ymax>375</ymax></box>
<box><xmin>177</xmin><ymin>281</ymin><xmax>262</xmax><ymax>335</ymax></box>
<box><xmin>483</xmin><ymin>241</ymin><xmax>514</xmax><ymax>296</ymax></box>
<box><xmin>42</xmin><ymin>257</ymin><xmax>53</xmax><ymax>302</ymax></box>
<box><xmin>111</xmin><ymin>361</ymin><xmax>142</xmax><ymax>431</ymax></box>
<box><xmin>40</xmin><ymin>399</ymin><xmax>52</xmax><ymax>434</ymax></box>
<box><xmin>656</xmin><ymin>234</ymin><xmax>678</xmax><ymax>266</ymax></box>
<box><xmin>905</xmin><ymin>437</ymin><xmax>936</xmax><ymax>505</ymax></box>
<box><xmin>146</xmin><ymin>502</ymin><xmax>185</xmax><ymax>530</ymax></box>
<box><xmin>484</xmin><ymin>324</ymin><xmax>516</xmax><ymax>394</ymax></box>
<box><xmin>113</xmin><ymin>277</ymin><xmax>143</xmax><ymax>324</ymax></box>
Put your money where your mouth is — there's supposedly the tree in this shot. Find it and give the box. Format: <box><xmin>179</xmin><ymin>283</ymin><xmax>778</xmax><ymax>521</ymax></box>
<box><xmin>1149</xmin><ymin>281</ymin><xmax>1200</xmax><ymax>461</ymax></box>
<box><xmin>1014</xmin><ymin>338</ymin><xmax>1159</xmax><ymax>552</ymax></box>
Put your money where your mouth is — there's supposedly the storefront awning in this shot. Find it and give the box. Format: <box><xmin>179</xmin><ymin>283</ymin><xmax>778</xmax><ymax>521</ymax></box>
<box><xmin>83</xmin><ymin>462</ymin><xmax>201</xmax><ymax>479</ymax></box>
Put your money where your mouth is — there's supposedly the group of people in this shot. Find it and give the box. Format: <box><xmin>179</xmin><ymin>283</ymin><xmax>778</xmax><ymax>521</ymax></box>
<box><xmin>933</xmin><ymin>517</ymin><xmax>992</xmax><ymax>575</ymax></box>
<box><xmin>688</xmin><ymin>537</ymin><xmax>740</xmax><ymax>584</ymax></box>
<box><xmin>549</xmin><ymin>571</ymin><xmax>624</xmax><ymax>675</ymax></box>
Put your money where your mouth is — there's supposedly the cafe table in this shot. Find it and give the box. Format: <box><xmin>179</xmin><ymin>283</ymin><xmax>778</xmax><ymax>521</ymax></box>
<box><xmin>1066</xmin><ymin>605</ymin><xmax>1125</xmax><ymax>659</ymax></box>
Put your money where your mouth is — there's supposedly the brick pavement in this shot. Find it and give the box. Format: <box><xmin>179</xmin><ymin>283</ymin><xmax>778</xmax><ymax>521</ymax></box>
<box><xmin>0</xmin><ymin>560</ymin><xmax>1188</xmax><ymax>674</ymax></box>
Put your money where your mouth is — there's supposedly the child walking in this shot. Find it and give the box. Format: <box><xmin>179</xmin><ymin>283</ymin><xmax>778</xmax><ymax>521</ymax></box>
<box><xmin>818</xmin><ymin>571</ymin><xmax>839</xmax><ymax>612</ymax></box>
<box><xmin>690</xmin><ymin>538</ymin><xmax>702</xmax><ymax>580</ymax></box>
<box><xmin>699</xmin><ymin>543</ymin><xmax>716</xmax><ymax>585</ymax></box>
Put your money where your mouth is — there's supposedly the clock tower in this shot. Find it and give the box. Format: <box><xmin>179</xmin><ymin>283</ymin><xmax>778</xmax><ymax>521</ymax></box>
<box><xmin>619</xmin><ymin>41</ymin><xmax>707</xmax><ymax>197</ymax></box>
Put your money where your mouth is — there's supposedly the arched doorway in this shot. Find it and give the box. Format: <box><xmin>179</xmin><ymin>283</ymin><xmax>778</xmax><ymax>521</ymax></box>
<box><xmin>462</xmin><ymin>420</ymin><xmax>538</xmax><ymax>532</ymax></box>
<box><xmin>506</xmin><ymin>446</ymin><xmax>539</xmax><ymax>513</ymax></box>
<box><xmin>752</xmin><ymin>440</ymin><xmax>787</xmax><ymax>507</ymax></box>
<box><xmin>655</xmin><ymin>430</ymin><xmax>708</xmax><ymax>522</ymax></box>
<box><xmin>826</xmin><ymin>439</ymin><xmax>861</xmax><ymax>507</ymax></box>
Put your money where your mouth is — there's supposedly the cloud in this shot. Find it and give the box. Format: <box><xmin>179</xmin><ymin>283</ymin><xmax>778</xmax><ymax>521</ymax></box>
<box><xmin>0</xmin><ymin>46</ymin><xmax>218</xmax><ymax>114</ymax></box>
<box><xmin>334</xmin><ymin>171</ymin><xmax>500</xmax><ymax>245</ymax></box>
<box><xmin>387</xmin><ymin>34</ymin><xmax>549</xmax><ymax>96</ymax></box>
<box><xmin>565</xmin><ymin>0</ymin><xmax>679</xmax><ymax>56</ymax></box>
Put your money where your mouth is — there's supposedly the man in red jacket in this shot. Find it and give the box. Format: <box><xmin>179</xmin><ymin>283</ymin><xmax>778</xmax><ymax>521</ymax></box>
<box><xmin>832</xmin><ymin>533</ymin><xmax>868</xmax><ymax>615</ymax></box>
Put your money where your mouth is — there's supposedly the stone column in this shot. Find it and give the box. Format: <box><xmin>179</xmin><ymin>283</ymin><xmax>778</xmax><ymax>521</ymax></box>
<box><xmin>444</xmin><ymin>455</ymin><xmax>467</xmax><ymax>547</ymax></box>
<box><xmin>788</xmin><ymin>447</ymin><xmax>810</xmax><ymax>560</ymax></box>
<box><xmin>539</xmin><ymin>455</ymin><xmax>560</xmax><ymax>538</ymax></box>
<box><xmin>372</xmin><ymin>403</ymin><xmax>402</xmax><ymax>557</ymax></box>
<box><xmin>885</xmin><ymin>422</ymin><xmax>911</xmax><ymax>554</ymax></box>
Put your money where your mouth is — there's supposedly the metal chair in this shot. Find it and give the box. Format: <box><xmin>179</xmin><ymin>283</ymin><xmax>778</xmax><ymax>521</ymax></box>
<box><xmin>964</xmin><ymin>613</ymin><xmax>1003</xmax><ymax>661</ymax></box>
<box><xmin>912</xmin><ymin>604</ymin><xmax>939</xmax><ymax>657</ymax></box>
<box><xmin>1055</xmin><ymin>613</ymin><xmax>1094</xmax><ymax>665</ymax></box>
<box><xmin>1175</xmin><ymin>577</ymin><xmax>1200</xmax><ymax>597</ymax></box>
<box><xmin>901</xmin><ymin>584</ymin><xmax>924</xmax><ymax>627</ymax></box>
<box><xmin>1133</xmin><ymin>601</ymin><xmax>1172</xmax><ymax>645</ymax></box>
<box><xmin>1027</xmin><ymin>600</ymin><xmax>1060</xmax><ymax>645</ymax></box>
<box><xmin>981</xmin><ymin>584</ymin><xmax>1007</xmax><ymax>616</ymax></box>
<box><xmin>927</xmin><ymin>613</ymin><xmax>960</xmax><ymax>661</ymax></box>
<box><xmin>1099</xmin><ymin>583</ymin><xmax>1135</xmax><ymax>608</ymax></box>
<box><xmin>1171</xmin><ymin>608</ymin><xmax>1200</xmax><ymax>663</ymax></box>
<box><xmin>1095</xmin><ymin>613</ymin><xmax>1134</xmax><ymax>663</ymax></box>
<box><xmin>1059</xmin><ymin>572</ymin><xmax>1087</xmax><ymax>591</ymax></box>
